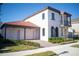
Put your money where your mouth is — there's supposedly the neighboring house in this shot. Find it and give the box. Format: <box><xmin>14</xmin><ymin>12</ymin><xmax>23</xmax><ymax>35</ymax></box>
<box><xmin>68</xmin><ymin>18</ymin><xmax>79</xmax><ymax>37</ymax></box>
<box><xmin>0</xmin><ymin>22</ymin><xmax>3</xmax><ymax>33</ymax></box>
<box><xmin>1</xmin><ymin>6</ymin><xmax>71</xmax><ymax>41</ymax></box>
<box><xmin>0</xmin><ymin>22</ymin><xmax>3</xmax><ymax>38</ymax></box>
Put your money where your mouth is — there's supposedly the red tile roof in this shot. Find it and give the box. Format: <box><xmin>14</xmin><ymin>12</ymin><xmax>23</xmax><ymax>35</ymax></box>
<box><xmin>4</xmin><ymin>21</ymin><xmax>39</xmax><ymax>27</ymax></box>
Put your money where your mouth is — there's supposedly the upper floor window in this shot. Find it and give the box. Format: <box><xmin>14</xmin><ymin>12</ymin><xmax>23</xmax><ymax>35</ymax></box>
<box><xmin>68</xmin><ymin>16</ymin><xmax>71</xmax><ymax>26</ymax></box>
<box><xmin>51</xmin><ymin>13</ymin><xmax>55</xmax><ymax>20</ymax></box>
<box><xmin>61</xmin><ymin>15</ymin><xmax>63</xmax><ymax>24</ymax></box>
<box><xmin>42</xmin><ymin>28</ymin><xmax>45</xmax><ymax>36</ymax></box>
<box><xmin>64</xmin><ymin>15</ymin><xmax>69</xmax><ymax>26</ymax></box>
<box><xmin>42</xmin><ymin>13</ymin><xmax>45</xmax><ymax>19</ymax></box>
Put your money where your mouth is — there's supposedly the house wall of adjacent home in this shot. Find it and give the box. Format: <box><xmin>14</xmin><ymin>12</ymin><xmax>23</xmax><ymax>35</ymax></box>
<box><xmin>24</xmin><ymin>9</ymin><xmax>49</xmax><ymax>41</ymax></box>
<box><xmin>48</xmin><ymin>10</ymin><xmax>61</xmax><ymax>38</ymax></box>
<box><xmin>71</xmin><ymin>23</ymin><xmax>79</xmax><ymax>32</ymax></box>
<box><xmin>68</xmin><ymin>23</ymin><xmax>79</xmax><ymax>36</ymax></box>
<box><xmin>1</xmin><ymin>27</ymin><xmax>5</xmax><ymax>38</ymax></box>
<box><xmin>1</xmin><ymin>26</ymin><xmax>40</xmax><ymax>40</ymax></box>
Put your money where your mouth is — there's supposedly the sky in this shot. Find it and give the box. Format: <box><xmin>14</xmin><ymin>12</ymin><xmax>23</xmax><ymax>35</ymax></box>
<box><xmin>0</xmin><ymin>3</ymin><xmax>79</xmax><ymax>22</ymax></box>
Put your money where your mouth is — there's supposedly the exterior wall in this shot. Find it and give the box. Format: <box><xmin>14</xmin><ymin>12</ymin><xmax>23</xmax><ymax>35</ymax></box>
<box><xmin>1</xmin><ymin>8</ymin><xmax>71</xmax><ymax>41</ymax></box>
<box><xmin>68</xmin><ymin>23</ymin><xmax>79</xmax><ymax>37</ymax></box>
<box><xmin>24</xmin><ymin>9</ymin><xmax>70</xmax><ymax>41</ymax></box>
<box><xmin>68</xmin><ymin>28</ymin><xmax>74</xmax><ymax>38</ymax></box>
<box><xmin>48</xmin><ymin>10</ymin><xmax>61</xmax><ymax>38</ymax></box>
<box><xmin>2</xmin><ymin>26</ymin><xmax>40</xmax><ymax>40</ymax></box>
<box><xmin>71</xmin><ymin>23</ymin><xmax>79</xmax><ymax>33</ymax></box>
<box><xmin>1</xmin><ymin>27</ymin><xmax>5</xmax><ymax>38</ymax></box>
<box><xmin>24</xmin><ymin>9</ymin><xmax>49</xmax><ymax>41</ymax></box>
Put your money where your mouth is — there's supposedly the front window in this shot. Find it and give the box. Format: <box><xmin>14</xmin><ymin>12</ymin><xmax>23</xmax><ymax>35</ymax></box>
<box><xmin>61</xmin><ymin>15</ymin><xmax>63</xmax><ymax>24</ymax></box>
<box><xmin>64</xmin><ymin>15</ymin><xmax>71</xmax><ymax>26</ymax></box>
<box><xmin>68</xmin><ymin>16</ymin><xmax>71</xmax><ymax>26</ymax></box>
<box><xmin>51</xmin><ymin>13</ymin><xmax>55</xmax><ymax>20</ymax></box>
<box><xmin>64</xmin><ymin>15</ymin><xmax>68</xmax><ymax>26</ymax></box>
<box><xmin>42</xmin><ymin>28</ymin><xmax>45</xmax><ymax>36</ymax></box>
<box><xmin>42</xmin><ymin>13</ymin><xmax>45</xmax><ymax>19</ymax></box>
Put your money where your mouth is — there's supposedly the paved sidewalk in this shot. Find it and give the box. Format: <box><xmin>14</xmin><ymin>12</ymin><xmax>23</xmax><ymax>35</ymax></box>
<box><xmin>0</xmin><ymin>42</ymin><xmax>79</xmax><ymax>56</ymax></box>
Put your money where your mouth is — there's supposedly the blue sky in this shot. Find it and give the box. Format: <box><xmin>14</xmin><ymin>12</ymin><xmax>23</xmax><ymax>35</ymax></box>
<box><xmin>1</xmin><ymin>3</ymin><xmax>79</xmax><ymax>22</ymax></box>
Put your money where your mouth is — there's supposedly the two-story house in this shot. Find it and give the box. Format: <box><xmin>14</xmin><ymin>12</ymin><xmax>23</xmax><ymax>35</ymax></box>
<box><xmin>1</xmin><ymin>6</ymin><xmax>71</xmax><ymax>41</ymax></box>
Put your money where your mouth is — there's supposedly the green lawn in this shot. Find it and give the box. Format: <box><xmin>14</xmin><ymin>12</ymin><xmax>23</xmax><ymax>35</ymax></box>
<box><xmin>0</xmin><ymin>45</ymin><xmax>38</xmax><ymax>53</ymax></box>
<box><xmin>71</xmin><ymin>44</ymin><xmax>79</xmax><ymax>48</ymax></box>
<box><xmin>0</xmin><ymin>38</ymin><xmax>40</xmax><ymax>53</ymax></box>
<box><xmin>26</xmin><ymin>51</ymin><xmax>57</xmax><ymax>56</ymax></box>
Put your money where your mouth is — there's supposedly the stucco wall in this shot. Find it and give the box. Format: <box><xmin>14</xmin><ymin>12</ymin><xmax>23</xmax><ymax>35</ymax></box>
<box><xmin>48</xmin><ymin>10</ymin><xmax>61</xmax><ymax>37</ymax></box>
<box><xmin>24</xmin><ymin>9</ymin><xmax>49</xmax><ymax>41</ymax></box>
<box><xmin>24</xmin><ymin>9</ymin><xmax>67</xmax><ymax>41</ymax></box>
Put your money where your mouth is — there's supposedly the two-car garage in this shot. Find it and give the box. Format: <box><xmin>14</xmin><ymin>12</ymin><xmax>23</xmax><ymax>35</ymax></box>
<box><xmin>1</xmin><ymin>21</ymin><xmax>40</xmax><ymax>40</ymax></box>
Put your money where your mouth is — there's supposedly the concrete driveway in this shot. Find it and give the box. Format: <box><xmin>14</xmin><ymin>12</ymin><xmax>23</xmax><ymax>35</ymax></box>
<box><xmin>0</xmin><ymin>42</ymin><xmax>79</xmax><ymax>56</ymax></box>
<box><xmin>28</xmin><ymin>40</ymin><xmax>58</xmax><ymax>47</ymax></box>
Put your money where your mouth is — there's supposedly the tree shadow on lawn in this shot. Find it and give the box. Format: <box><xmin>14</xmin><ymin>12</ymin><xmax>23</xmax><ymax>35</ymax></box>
<box><xmin>0</xmin><ymin>39</ymin><xmax>40</xmax><ymax>53</ymax></box>
<box><xmin>0</xmin><ymin>43</ymin><xmax>17</xmax><ymax>53</ymax></box>
<box><xmin>0</xmin><ymin>39</ymin><xmax>17</xmax><ymax>53</ymax></box>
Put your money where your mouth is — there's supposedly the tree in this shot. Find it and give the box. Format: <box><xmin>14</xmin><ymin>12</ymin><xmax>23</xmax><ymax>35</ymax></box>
<box><xmin>0</xmin><ymin>3</ymin><xmax>3</xmax><ymax>22</ymax></box>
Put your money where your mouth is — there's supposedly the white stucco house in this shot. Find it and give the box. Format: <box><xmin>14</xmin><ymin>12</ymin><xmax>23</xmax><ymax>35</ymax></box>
<box><xmin>1</xmin><ymin>6</ymin><xmax>72</xmax><ymax>41</ymax></box>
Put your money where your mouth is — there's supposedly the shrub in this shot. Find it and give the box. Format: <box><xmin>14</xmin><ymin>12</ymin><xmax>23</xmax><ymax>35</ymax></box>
<box><xmin>11</xmin><ymin>40</ymin><xmax>40</xmax><ymax>47</ymax></box>
<box><xmin>73</xmin><ymin>37</ymin><xmax>79</xmax><ymax>40</ymax></box>
<box><xmin>48</xmin><ymin>37</ymin><xmax>73</xmax><ymax>43</ymax></box>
